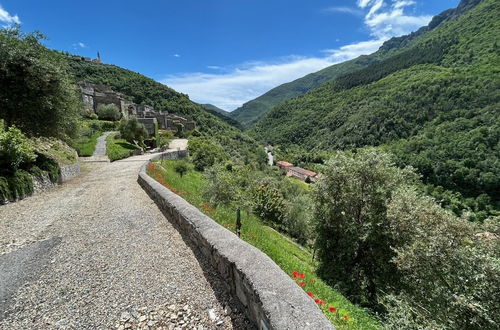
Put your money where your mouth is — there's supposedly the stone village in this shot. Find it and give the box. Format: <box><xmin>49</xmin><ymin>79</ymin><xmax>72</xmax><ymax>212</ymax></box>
<box><xmin>79</xmin><ymin>81</ymin><xmax>196</xmax><ymax>137</ymax></box>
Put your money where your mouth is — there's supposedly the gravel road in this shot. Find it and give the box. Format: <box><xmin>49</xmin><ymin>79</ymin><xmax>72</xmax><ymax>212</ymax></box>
<box><xmin>0</xmin><ymin>140</ymin><xmax>250</xmax><ymax>329</ymax></box>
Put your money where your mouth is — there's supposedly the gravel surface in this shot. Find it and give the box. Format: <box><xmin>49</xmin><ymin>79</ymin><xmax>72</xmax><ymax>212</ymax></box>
<box><xmin>0</xmin><ymin>140</ymin><xmax>251</xmax><ymax>329</ymax></box>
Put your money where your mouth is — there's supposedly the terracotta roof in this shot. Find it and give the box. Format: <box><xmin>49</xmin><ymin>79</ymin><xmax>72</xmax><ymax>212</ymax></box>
<box><xmin>289</xmin><ymin>167</ymin><xmax>317</xmax><ymax>177</ymax></box>
<box><xmin>277</xmin><ymin>161</ymin><xmax>293</xmax><ymax>167</ymax></box>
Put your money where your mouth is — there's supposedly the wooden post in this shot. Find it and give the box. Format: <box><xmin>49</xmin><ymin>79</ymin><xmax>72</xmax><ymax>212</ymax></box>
<box><xmin>236</xmin><ymin>208</ymin><xmax>241</xmax><ymax>237</ymax></box>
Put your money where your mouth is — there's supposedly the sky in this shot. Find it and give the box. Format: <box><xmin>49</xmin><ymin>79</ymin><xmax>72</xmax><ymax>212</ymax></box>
<box><xmin>1</xmin><ymin>0</ymin><xmax>459</xmax><ymax>111</ymax></box>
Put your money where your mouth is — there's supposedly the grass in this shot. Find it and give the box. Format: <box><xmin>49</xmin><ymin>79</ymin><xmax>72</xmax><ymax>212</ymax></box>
<box><xmin>106</xmin><ymin>133</ymin><xmax>140</xmax><ymax>161</ymax></box>
<box><xmin>148</xmin><ymin>159</ymin><xmax>381</xmax><ymax>330</ymax></box>
<box><xmin>74</xmin><ymin>131</ymin><xmax>102</xmax><ymax>156</ymax></box>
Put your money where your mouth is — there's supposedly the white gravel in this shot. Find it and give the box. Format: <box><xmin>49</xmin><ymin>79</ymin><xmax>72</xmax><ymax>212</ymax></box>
<box><xmin>0</xmin><ymin>143</ymin><xmax>251</xmax><ymax>329</ymax></box>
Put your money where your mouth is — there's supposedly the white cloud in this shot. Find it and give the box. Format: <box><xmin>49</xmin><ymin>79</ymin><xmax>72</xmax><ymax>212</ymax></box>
<box><xmin>162</xmin><ymin>0</ymin><xmax>433</xmax><ymax>111</ymax></box>
<box><xmin>173</xmin><ymin>54</ymin><xmax>181</xmax><ymax>58</ymax></box>
<box><xmin>323</xmin><ymin>6</ymin><xmax>364</xmax><ymax>16</ymax></box>
<box><xmin>163</xmin><ymin>57</ymin><xmax>334</xmax><ymax>110</ymax></box>
<box><xmin>0</xmin><ymin>5</ymin><xmax>20</xmax><ymax>25</ymax></box>
<box><xmin>72</xmin><ymin>42</ymin><xmax>86</xmax><ymax>49</ymax></box>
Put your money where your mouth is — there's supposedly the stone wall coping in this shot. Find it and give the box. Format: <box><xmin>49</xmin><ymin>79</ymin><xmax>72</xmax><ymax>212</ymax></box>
<box><xmin>138</xmin><ymin>152</ymin><xmax>334</xmax><ymax>330</ymax></box>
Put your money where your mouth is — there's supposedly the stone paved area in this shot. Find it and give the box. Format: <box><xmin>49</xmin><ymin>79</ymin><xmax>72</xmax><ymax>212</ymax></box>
<box><xmin>0</xmin><ymin>140</ymin><xmax>251</xmax><ymax>329</ymax></box>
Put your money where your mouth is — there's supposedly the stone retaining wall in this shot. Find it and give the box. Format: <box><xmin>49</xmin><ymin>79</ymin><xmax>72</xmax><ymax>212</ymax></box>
<box><xmin>59</xmin><ymin>161</ymin><xmax>81</xmax><ymax>183</ymax></box>
<box><xmin>138</xmin><ymin>153</ymin><xmax>334</xmax><ymax>330</ymax></box>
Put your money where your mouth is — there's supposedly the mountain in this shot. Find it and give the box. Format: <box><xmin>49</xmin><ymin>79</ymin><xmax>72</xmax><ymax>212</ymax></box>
<box><xmin>229</xmin><ymin>0</ymin><xmax>483</xmax><ymax>129</ymax></box>
<box><xmin>250</xmin><ymin>0</ymin><xmax>499</xmax><ymax>211</ymax></box>
<box><xmin>67</xmin><ymin>57</ymin><xmax>261</xmax><ymax>161</ymax></box>
<box><xmin>201</xmin><ymin>104</ymin><xmax>229</xmax><ymax>116</ymax></box>
<box><xmin>201</xmin><ymin>104</ymin><xmax>243</xmax><ymax>130</ymax></box>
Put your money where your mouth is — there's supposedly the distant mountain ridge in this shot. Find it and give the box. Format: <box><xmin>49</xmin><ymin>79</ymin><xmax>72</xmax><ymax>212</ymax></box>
<box><xmin>229</xmin><ymin>0</ymin><xmax>484</xmax><ymax>128</ymax></box>
<box><xmin>250</xmin><ymin>0</ymin><xmax>499</xmax><ymax>211</ymax></box>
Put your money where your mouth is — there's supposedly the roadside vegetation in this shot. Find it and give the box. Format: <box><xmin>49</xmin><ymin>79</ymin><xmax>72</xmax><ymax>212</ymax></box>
<box><xmin>148</xmin><ymin>136</ymin><xmax>499</xmax><ymax>329</ymax></box>
<box><xmin>106</xmin><ymin>133</ymin><xmax>141</xmax><ymax>162</ymax></box>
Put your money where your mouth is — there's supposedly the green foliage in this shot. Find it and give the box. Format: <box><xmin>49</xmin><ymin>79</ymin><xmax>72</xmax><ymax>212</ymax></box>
<box><xmin>118</xmin><ymin>118</ymin><xmax>148</xmax><ymax>145</ymax></box>
<box><xmin>6</xmin><ymin>169</ymin><xmax>33</xmax><ymax>200</ymax></box>
<box><xmin>203</xmin><ymin>164</ymin><xmax>240</xmax><ymax>207</ymax></box>
<box><xmin>0</xmin><ymin>125</ymin><xmax>36</xmax><ymax>170</ymax></box>
<box><xmin>173</xmin><ymin>160</ymin><xmax>190</xmax><ymax>177</ymax></box>
<box><xmin>157</xmin><ymin>130</ymin><xmax>174</xmax><ymax>148</ymax></box>
<box><xmin>251</xmin><ymin>177</ymin><xmax>287</xmax><ymax>226</ymax></box>
<box><xmin>0</xmin><ymin>177</ymin><xmax>11</xmax><ymax>202</ymax></box>
<box><xmin>0</xmin><ymin>28</ymin><xmax>80</xmax><ymax>140</ymax></box>
<box><xmin>96</xmin><ymin>103</ymin><xmax>121</xmax><ymax>121</ymax></box>
<box><xmin>383</xmin><ymin>188</ymin><xmax>499</xmax><ymax>329</ymax></box>
<box><xmin>34</xmin><ymin>153</ymin><xmax>60</xmax><ymax>183</ymax></box>
<box><xmin>313</xmin><ymin>149</ymin><xmax>418</xmax><ymax>306</ymax></box>
<box><xmin>106</xmin><ymin>133</ymin><xmax>140</xmax><ymax>161</ymax></box>
<box><xmin>188</xmin><ymin>137</ymin><xmax>229</xmax><ymax>171</ymax></box>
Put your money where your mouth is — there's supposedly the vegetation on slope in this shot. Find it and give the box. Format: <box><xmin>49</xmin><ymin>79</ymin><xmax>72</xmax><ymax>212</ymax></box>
<box><xmin>229</xmin><ymin>0</ymin><xmax>483</xmax><ymax>128</ymax></box>
<box><xmin>251</xmin><ymin>0</ymin><xmax>500</xmax><ymax>216</ymax></box>
<box><xmin>66</xmin><ymin>57</ymin><xmax>263</xmax><ymax>164</ymax></box>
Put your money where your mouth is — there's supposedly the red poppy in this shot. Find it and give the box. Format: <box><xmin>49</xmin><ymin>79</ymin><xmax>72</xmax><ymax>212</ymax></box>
<box><xmin>307</xmin><ymin>292</ymin><xmax>314</xmax><ymax>297</ymax></box>
<box><xmin>328</xmin><ymin>307</ymin><xmax>337</xmax><ymax>313</ymax></box>
<box><xmin>344</xmin><ymin>315</ymin><xmax>349</xmax><ymax>320</ymax></box>
<box><xmin>315</xmin><ymin>299</ymin><xmax>324</xmax><ymax>305</ymax></box>
<box><xmin>299</xmin><ymin>273</ymin><xmax>305</xmax><ymax>279</ymax></box>
<box><xmin>292</xmin><ymin>271</ymin><xmax>299</xmax><ymax>278</ymax></box>
<box><xmin>299</xmin><ymin>282</ymin><xmax>306</xmax><ymax>287</ymax></box>
<box><xmin>314</xmin><ymin>299</ymin><xmax>320</xmax><ymax>304</ymax></box>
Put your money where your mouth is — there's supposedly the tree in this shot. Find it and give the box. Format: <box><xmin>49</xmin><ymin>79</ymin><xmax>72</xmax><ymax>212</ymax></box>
<box><xmin>174</xmin><ymin>161</ymin><xmax>189</xmax><ymax>177</ymax></box>
<box><xmin>0</xmin><ymin>27</ymin><xmax>80</xmax><ymax>140</ymax></box>
<box><xmin>312</xmin><ymin>149</ymin><xmax>418</xmax><ymax>305</ymax></box>
<box><xmin>119</xmin><ymin>118</ymin><xmax>147</xmax><ymax>145</ymax></box>
<box><xmin>188</xmin><ymin>137</ymin><xmax>228</xmax><ymax>171</ymax></box>
<box><xmin>96</xmin><ymin>103</ymin><xmax>121</xmax><ymax>121</ymax></box>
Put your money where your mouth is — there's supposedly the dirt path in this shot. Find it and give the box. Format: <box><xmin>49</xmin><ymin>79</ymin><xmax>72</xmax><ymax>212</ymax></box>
<box><xmin>0</xmin><ymin>140</ymin><xmax>249</xmax><ymax>329</ymax></box>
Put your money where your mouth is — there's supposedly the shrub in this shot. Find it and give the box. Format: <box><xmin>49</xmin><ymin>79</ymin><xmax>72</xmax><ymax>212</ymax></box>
<box><xmin>119</xmin><ymin>118</ymin><xmax>148</xmax><ymax>145</ymax></box>
<box><xmin>203</xmin><ymin>164</ymin><xmax>239</xmax><ymax>207</ymax></box>
<box><xmin>35</xmin><ymin>153</ymin><xmax>60</xmax><ymax>183</ymax></box>
<box><xmin>174</xmin><ymin>161</ymin><xmax>190</xmax><ymax>177</ymax></box>
<box><xmin>0</xmin><ymin>177</ymin><xmax>11</xmax><ymax>202</ymax></box>
<box><xmin>251</xmin><ymin>177</ymin><xmax>287</xmax><ymax>226</ymax></box>
<box><xmin>283</xmin><ymin>193</ymin><xmax>315</xmax><ymax>245</ymax></box>
<box><xmin>96</xmin><ymin>103</ymin><xmax>121</xmax><ymax>121</ymax></box>
<box><xmin>0</xmin><ymin>125</ymin><xmax>36</xmax><ymax>170</ymax></box>
<box><xmin>7</xmin><ymin>169</ymin><xmax>33</xmax><ymax>200</ymax></box>
<box><xmin>188</xmin><ymin>137</ymin><xmax>228</xmax><ymax>171</ymax></box>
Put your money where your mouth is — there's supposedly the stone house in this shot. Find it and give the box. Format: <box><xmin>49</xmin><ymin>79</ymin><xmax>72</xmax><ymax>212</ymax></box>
<box><xmin>286</xmin><ymin>167</ymin><xmax>318</xmax><ymax>182</ymax></box>
<box><xmin>277</xmin><ymin>161</ymin><xmax>294</xmax><ymax>172</ymax></box>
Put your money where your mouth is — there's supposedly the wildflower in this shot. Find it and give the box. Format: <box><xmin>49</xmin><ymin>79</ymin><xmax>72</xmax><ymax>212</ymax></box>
<box><xmin>299</xmin><ymin>273</ymin><xmax>305</xmax><ymax>279</ymax></box>
<box><xmin>344</xmin><ymin>315</ymin><xmax>349</xmax><ymax>320</ymax></box>
<box><xmin>315</xmin><ymin>299</ymin><xmax>324</xmax><ymax>305</ymax></box>
<box><xmin>307</xmin><ymin>292</ymin><xmax>314</xmax><ymax>297</ymax></box>
<box><xmin>292</xmin><ymin>271</ymin><xmax>299</xmax><ymax>278</ymax></box>
<box><xmin>328</xmin><ymin>306</ymin><xmax>337</xmax><ymax>313</ymax></box>
<box><xmin>299</xmin><ymin>282</ymin><xmax>306</xmax><ymax>287</ymax></box>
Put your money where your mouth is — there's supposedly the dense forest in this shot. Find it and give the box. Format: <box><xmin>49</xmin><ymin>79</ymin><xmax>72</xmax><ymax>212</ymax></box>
<box><xmin>229</xmin><ymin>0</ymin><xmax>483</xmax><ymax>128</ymax></box>
<box><xmin>251</xmin><ymin>0</ymin><xmax>499</xmax><ymax>218</ymax></box>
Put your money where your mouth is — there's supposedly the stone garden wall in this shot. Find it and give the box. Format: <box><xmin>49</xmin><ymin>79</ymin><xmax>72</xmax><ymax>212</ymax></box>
<box><xmin>138</xmin><ymin>152</ymin><xmax>334</xmax><ymax>330</ymax></box>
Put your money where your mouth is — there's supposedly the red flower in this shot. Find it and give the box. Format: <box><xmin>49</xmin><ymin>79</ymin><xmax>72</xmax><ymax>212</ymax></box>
<box><xmin>344</xmin><ymin>315</ymin><xmax>349</xmax><ymax>320</ymax></box>
<box><xmin>315</xmin><ymin>299</ymin><xmax>324</xmax><ymax>305</ymax></box>
<box><xmin>328</xmin><ymin>306</ymin><xmax>337</xmax><ymax>313</ymax></box>
<box><xmin>314</xmin><ymin>299</ymin><xmax>320</xmax><ymax>304</ymax></box>
<box><xmin>299</xmin><ymin>273</ymin><xmax>305</xmax><ymax>279</ymax></box>
<box><xmin>307</xmin><ymin>292</ymin><xmax>314</xmax><ymax>297</ymax></box>
<box><xmin>299</xmin><ymin>282</ymin><xmax>306</xmax><ymax>287</ymax></box>
<box><xmin>292</xmin><ymin>271</ymin><xmax>299</xmax><ymax>278</ymax></box>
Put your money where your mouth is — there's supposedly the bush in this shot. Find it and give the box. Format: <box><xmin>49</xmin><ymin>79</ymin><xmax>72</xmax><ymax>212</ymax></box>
<box><xmin>106</xmin><ymin>134</ymin><xmax>140</xmax><ymax>161</ymax></box>
<box><xmin>0</xmin><ymin>124</ymin><xmax>36</xmax><ymax>170</ymax></box>
<box><xmin>96</xmin><ymin>103</ymin><xmax>121</xmax><ymax>121</ymax></box>
<box><xmin>119</xmin><ymin>118</ymin><xmax>147</xmax><ymax>145</ymax></box>
<box><xmin>283</xmin><ymin>193</ymin><xmax>315</xmax><ymax>245</ymax></box>
<box><xmin>188</xmin><ymin>137</ymin><xmax>228</xmax><ymax>171</ymax></box>
<box><xmin>35</xmin><ymin>153</ymin><xmax>60</xmax><ymax>183</ymax></box>
<box><xmin>0</xmin><ymin>177</ymin><xmax>11</xmax><ymax>202</ymax></box>
<box><xmin>7</xmin><ymin>169</ymin><xmax>33</xmax><ymax>200</ymax></box>
<box><xmin>251</xmin><ymin>177</ymin><xmax>287</xmax><ymax>226</ymax></box>
<box><xmin>174</xmin><ymin>161</ymin><xmax>190</xmax><ymax>177</ymax></box>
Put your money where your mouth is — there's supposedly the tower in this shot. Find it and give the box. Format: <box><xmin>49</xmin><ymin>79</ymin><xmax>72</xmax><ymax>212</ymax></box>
<box><xmin>96</xmin><ymin>52</ymin><xmax>101</xmax><ymax>64</ymax></box>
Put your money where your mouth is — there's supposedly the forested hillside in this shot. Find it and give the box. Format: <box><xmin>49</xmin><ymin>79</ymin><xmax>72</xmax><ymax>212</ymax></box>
<box><xmin>67</xmin><ymin>58</ymin><xmax>263</xmax><ymax>163</ymax></box>
<box><xmin>229</xmin><ymin>0</ymin><xmax>483</xmax><ymax>128</ymax></box>
<box><xmin>251</xmin><ymin>0</ymin><xmax>499</xmax><ymax>215</ymax></box>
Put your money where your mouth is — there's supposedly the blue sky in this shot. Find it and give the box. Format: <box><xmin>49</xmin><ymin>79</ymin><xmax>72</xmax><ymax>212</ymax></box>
<box><xmin>1</xmin><ymin>0</ymin><xmax>458</xmax><ymax>110</ymax></box>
